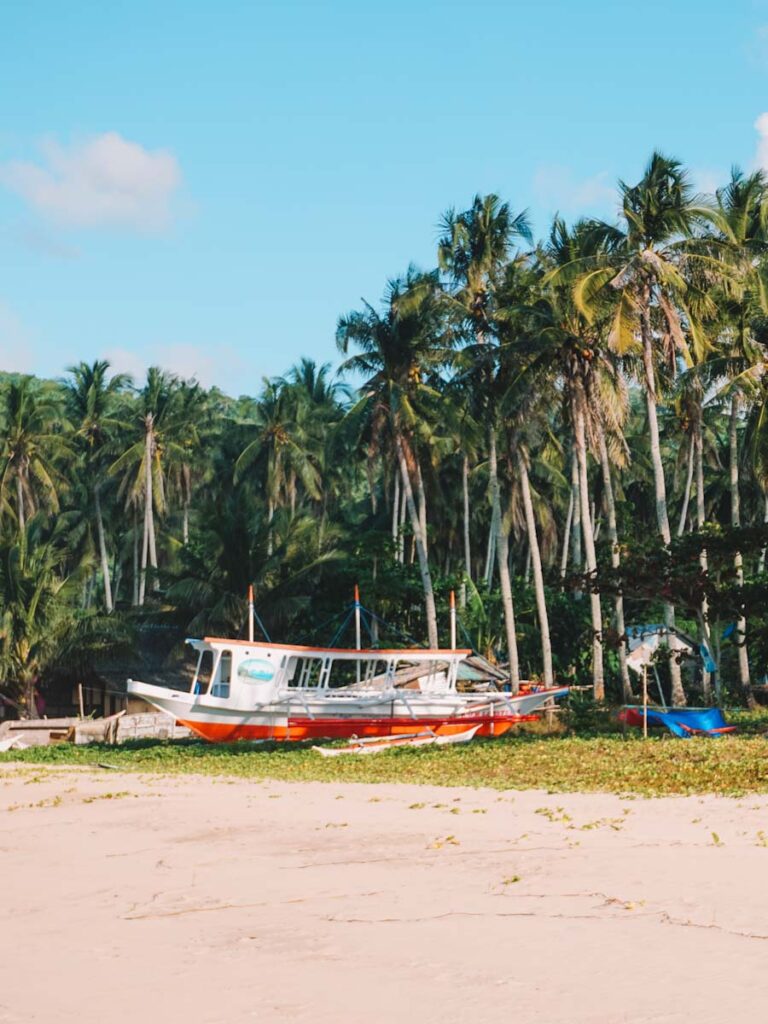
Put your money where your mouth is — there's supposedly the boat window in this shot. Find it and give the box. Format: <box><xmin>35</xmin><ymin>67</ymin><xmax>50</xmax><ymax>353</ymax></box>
<box><xmin>285</xmin><ymin>657</ymin><xmax>299</xmax><ymax>686</ymax></box>
<box><xmin>192</xmin><ymin>649</ymin><xmax>215</xmax><ymax>695</ymax></box>
<box><xmin>366</xmin><ymin>660</ymin><xmax>389</xmax><ymax>686</ymax></box>
<box><xmin>299</xmin><ymin>658</ymin><xmax>323</xmax><ymax>688</ymax></box>
<box><xmin>329</xmin><ymin>659</ymin><xmax>388</xmax><ymax>689</ymax></box>
<box><xmin>211</xmin><ymin>650</ymin><xmax>232</xmax><ymax>698</ymax></box>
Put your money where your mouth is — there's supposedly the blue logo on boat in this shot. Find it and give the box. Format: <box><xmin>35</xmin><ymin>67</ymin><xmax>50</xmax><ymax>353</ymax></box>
<box><xmin>238</xmin><ymin>658</ymin><xmax>275</xmax><ymax>682</ymax></box>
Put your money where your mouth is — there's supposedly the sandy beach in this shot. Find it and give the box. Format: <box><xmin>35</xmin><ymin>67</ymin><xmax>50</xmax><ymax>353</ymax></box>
<box><xmin>1</xmin><ymin>766</ymin><xmax>768</xmax><ymax>1023</ymax></box>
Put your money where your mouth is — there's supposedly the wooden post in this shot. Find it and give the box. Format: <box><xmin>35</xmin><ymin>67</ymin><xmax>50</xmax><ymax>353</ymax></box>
<box><xmin>354</xmin><ymin>584</ymin><xmax>362</xmax><ymax>684</ymax></box>
<box><xmin>78</xmin><ymin>683</ymin><xmax>85</xmax><ymax>719</ymax></box>
<box><xmin>247</xmin><ymin>585</ymin><xmax>254</xmax><ymax>643</ymax></box>
<box><xmin>450</xmin><ymin>589</ymin><xmax>456</xmax><ymax>651</ymax></box>
<box><xmin>642</xmin><ymin>666</ymin><xmax>648</xmax><ymax>740</ymax></box>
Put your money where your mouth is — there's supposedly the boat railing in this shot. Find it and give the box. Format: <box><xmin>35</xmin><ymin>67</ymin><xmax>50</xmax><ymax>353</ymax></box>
<box><xmin>282</xmin><ymin>691</ymin><xmax>317</xmax><ymax>720</ymax></box>
<box><xmin>448</xmin><ymin>695</ymin><xmax>516</xmax><ymax>717</ymax></box>
<box><xmin>397</xmin><ymin>692</ymin><xmax>417</xmax><ymax>719</ymax></box>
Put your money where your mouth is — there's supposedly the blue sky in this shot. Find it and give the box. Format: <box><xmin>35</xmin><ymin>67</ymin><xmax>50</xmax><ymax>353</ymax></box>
<box><xmin>1</xmin><ymin>0</ymin><xmax>767</xmax><ymax>395</ymax></box>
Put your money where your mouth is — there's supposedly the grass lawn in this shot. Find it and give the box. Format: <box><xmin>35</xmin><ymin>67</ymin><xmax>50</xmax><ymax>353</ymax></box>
<box><xmin>3</xmin><ymin>708</ymin><xmax>768</xmax><ymax>796</ymax></box>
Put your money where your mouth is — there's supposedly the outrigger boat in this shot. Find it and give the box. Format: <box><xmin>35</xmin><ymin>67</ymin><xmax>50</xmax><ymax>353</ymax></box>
<box><xmin>128</xmin><ymin>637</ymin><xmax>568</xmax><ymax>743</ymax></box>
<box><xmin>128</xmin><ymin>587</ymin><xmax>568</xmax><ymax>743</ymax></box>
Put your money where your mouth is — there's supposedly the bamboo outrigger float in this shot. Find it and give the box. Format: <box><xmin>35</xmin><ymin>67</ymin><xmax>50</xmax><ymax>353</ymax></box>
<box><xmin>127</xmin><ymin>588</ymin><xmax>568</xmax><ymax>743</ymax></box>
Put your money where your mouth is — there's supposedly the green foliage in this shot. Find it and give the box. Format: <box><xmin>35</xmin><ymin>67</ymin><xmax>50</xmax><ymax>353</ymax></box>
<box><xmin>6</xmin><ymin>155</ymin><xmax>768</xmax><ymax>712</ymax></box>
<box><xmin>6</xmin><ymin>725</ymin><xmax>768</xmax><ymax>796</ymax></box>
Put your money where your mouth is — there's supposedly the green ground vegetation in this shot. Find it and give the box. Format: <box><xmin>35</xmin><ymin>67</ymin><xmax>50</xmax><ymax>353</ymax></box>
<box><xmin>4</xmin><ymin>708</ymin><xmax>768</xmax><ymax>797</ymax></box>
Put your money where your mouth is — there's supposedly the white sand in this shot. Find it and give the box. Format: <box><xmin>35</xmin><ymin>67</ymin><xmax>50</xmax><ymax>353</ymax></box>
<box><xmin>1</xmin><ymin>766</ymin><xmax>768</xmax><ymax>1023</ymax></box>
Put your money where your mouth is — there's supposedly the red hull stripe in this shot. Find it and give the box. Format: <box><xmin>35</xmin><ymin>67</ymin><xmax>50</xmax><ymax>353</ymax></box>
<box><xmin>179</xmin><ymin>714</ymin><xmax>536</xmax><ymax>743</ymax></box>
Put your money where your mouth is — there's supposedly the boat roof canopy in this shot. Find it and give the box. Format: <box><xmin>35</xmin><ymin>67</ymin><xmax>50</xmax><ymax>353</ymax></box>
<box><xmin>186</xmin><ymin>636</ymin><xmax>471</xmax><ymax>659</ymax></box>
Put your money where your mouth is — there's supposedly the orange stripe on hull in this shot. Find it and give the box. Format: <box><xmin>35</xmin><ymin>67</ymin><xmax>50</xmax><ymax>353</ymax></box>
<box><xmin>178</xmin><ymin>715</ymin><xmax>533</xmax><ymax>743</ymax></box>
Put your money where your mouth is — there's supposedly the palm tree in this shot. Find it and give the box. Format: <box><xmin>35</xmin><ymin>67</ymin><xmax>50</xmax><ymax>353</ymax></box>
<box><xmin>710</xmin><ymin>168</ymin><xmax>768</xmax><ymax>703</ymax></box>
<box><xmin>110</xmin><ymin>368</ymin><xmax>196</xmax><ymax>605</ymax></box>
<box><xmin>65</xmin><ymin>360</ymin><xmax>130</xmax><ymax>612</ymax></box>
<box><xmin>438</xmin><ymin>194</ymin><xmax>532</xmax><ymax>687</ymax></box>
<box><xmin>167</xmin><ymin>487</ymin><xmax>342</xmax><ymax>639</ymax></box>
<box><xmin>440</xmin><ymin>378</ymin><xmax>482</xmax><ymax>601</ymax></box>
<box><xmin>671</xmin><ymin>362</ymin><xmax>718</xmax><ymax>696</ymax></box>
<box><xmin>282</xmin><ymin>358</ymin><xmax>351</xmax><ymax>515</ymax></box>
<box><xmin>164</xmin><ymin>380</ymin><xmax>209</xmax><ymax>546</ymax></box>
<box><xmin>572</xmin><ymin>153</ymin><xmax>723</xmax><ymax>705</ymax></box>
<box><xmin>337</xmin><ymin>269</ymin><xmax>452</xmax><ymax>648</ymax></box>
<box><xmin>0</xmin><ymin>516</ymin><xmax>83</xmax><ymax>716</ymax></box>
<box><xmin>493</xmin><ymin>262</ymin><xmax>556</xmax><ymax>687</ymax></box>
<box><xmin>0</xmin><ymin>376</ymin><xmax>70</xmax><ymax>531</ymax></box>
<box><xmin>512</xmin><ymin>435</ymin><xmax>555</xmax><ymax>686</ymax></box>
<box><xmin>535</xmin><ymin>219</ymin><xmax>625</xmax><ymax>698</ymax></box>
<box><xmin>235</xmin><ymin>377</ymin><xmax>322</xmax><ymax>550</ymax></box>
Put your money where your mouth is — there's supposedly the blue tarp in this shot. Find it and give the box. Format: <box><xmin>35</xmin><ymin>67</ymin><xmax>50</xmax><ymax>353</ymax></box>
<box><xmin>624</xmin><ymin>706</ymin><xmax>733</xmax><ymax>738</ymax></box>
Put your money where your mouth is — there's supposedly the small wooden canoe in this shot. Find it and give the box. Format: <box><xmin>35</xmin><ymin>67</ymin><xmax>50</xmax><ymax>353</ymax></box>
<box><xmin>312</xmin><ymin>724</ymin><xmax>480</xmax><ymax>757</ymax></box>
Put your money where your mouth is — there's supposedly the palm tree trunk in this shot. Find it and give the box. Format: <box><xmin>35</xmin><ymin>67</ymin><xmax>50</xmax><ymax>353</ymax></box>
<box><xmin>147</xmin><ymin>496</ymin><xmax>158</xmax><ymax>586</ymax></box>
<box><xmin>415</xmin><ymin>462</ymin><xmax>428</xmax><ymax>556</ymax></box>
<box><xmin>560</xmin><ymin>484</ymin><xmax>574</xmax><ymax>579</ymax></box>
<box><xmin>484</xmin><ymin>504</ymin><xmax>498</xmax><ymax>588</ymax></box>
<box><xmin>139</xmin><ymin>493</ymin><xmax>149</xmax><ymax>607</ymax></box>
<box><xmin>729</xmin><ymin>394</ymin><xmax>753</xmax><ymax>706</ymax></box>
<box><xmin>366</xmin><ymin>462</ymin><xmax>377</xmax><ymax>515</ymax></box>
<box><xmin>759</xmin><ymin>491</ymin><xmax>768</xmax><ymax>574</ymax></box>
<box><xmin>517</xmin><ymin>451</ymin><xmax>553</xmax><ymax>686</ymax></box>
<box><xmin>398</xmin><ymin>486</ymin><xmax>406</xmax><ymax>563</ymax></box>
<box><xmin>462</xmin><ymin>455</ymin><xmax>472</xmax><ymax>586</ymax></box>
<box><xmin>25</xmin><ymin>676</ymin><xmax>36</xmax><ymax>719</ymax></box>
<box><xmin>598</xmin><ymin>432</ymin><xmax>631</xmax><ymax>701</ymax></box>
<box><xmin>570</xmin><ymin>450</ymin><xmax>582</xmax><ymax>573</ymax></box>
<box><xmin>148</xmin><ymin>507</ymin><xmax>158</xmax><ymax>575</ymax></box>
<box><xmin>16</xmin><ymin>475</ymin><xmax>25</xmax><ymax>531</ymax></box>
<box><xmin>391</xmin><ymin>470</ymin><xmax>400</xmax><ymax>545</ymax></box>
<box><xmin>132</xmin><ymin>501</ymin><xmax>139</xmax><ymax>607</ymax></box>
<box><xmin>489</xmin><ymin>428</ymin><xmax>520</xmax><ymax>692</ymax></box>
<box><xmin>640</xmin><ymin>308</ymin><xmax>685</xmax><ymax>705</ymax></box>
<box><xmin>183</xmin><ymin>500</ymin><xmax>190</xmax><ymax>546</ymax></box>
<box><xmin>677</xmin><ymin>435</ymin><xmax>695</xmax><ymax>537</ymax></box>
<box><xmin>267</xmin><ymin>499</ymin><xmax>274</xmax><ymax>557</ymax></box>
<box><xmin>572</xmin><ymin>392</ymin><xmax>604</xmax><ymax>700</ymax></box>
<box><xmin>694</xmin><ymin>419</ymin><xmax>712</xmax><ymax>700</ymax></box>
<box><xmin>396</xmin><ymin>436</ymin><xmax>438</xmax><ymax>648</ymax></box>
<box><xmin>142</xmin><ymin>425</ymin><xmax>158</xmax><ymax>599</ymax></box>
<box><xmin>182</xmin><ymin>467</ymin><xmax>191</xmax><ymax>544</ymax></box>
<box><xmin>94</xmin><ymin>483</ymin><xmax>113</xmax><ymax>613</ymax></box>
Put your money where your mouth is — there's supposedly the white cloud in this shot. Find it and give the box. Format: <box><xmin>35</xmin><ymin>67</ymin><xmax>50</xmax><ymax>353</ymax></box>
<box><xmin>104</xmin><ymin>343</ymin><xmax>246</xmax><ymax>394</ymax></box>
<box><xmin>755</xmin><ymin>113</ymin><xmax>768</xmax><ymax>171</ymax></box>
<box><xmin>0</xmin><ymin>132</ymin><xmax>181</xmax><ymax>230</ymax></box>
<box><xmin>13</xmin><ymin>223</ymin><xmax>81</xmax><ymax>260</ymax></box>
<box><xmin>532</xmin><ymin>165</ymin><xmax>616</xmax><ymax>216</ymax></box>
<box><xmin>0</xmin><ymin>301</ymin><xmax>35</xmax><ymax>373</ymax></box>
<box><xmin>102</xmin><ymin>347</ymin><xmax>146</xmax><ymax>383</ymax></box>
<box><xmin>748</xmin><ymin>26</ymin><xmax>768</xmax><ymax>68</ymax></box>
<box><xmin>692</xmin><ymin>168</ymin><xmax>722</xmax><ymax>197</ymax></box>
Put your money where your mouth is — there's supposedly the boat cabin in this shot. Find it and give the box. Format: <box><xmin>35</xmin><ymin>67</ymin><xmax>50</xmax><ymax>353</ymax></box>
<box><xmin>186</xmin><ymin>637</ymin><xmax>472</xmax><ymax>705</ymax></box>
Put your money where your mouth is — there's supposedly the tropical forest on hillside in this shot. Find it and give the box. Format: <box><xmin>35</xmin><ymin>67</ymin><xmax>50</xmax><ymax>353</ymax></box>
<box><xmin>3</xmin><ymin>152</ymin><xmax>768</xmax><ymax>718</ymax></box>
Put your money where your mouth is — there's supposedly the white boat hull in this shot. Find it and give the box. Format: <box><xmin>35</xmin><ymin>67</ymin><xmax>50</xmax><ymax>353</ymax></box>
<box><xmin>127</xmin><ymin>679</ymin><xmax>568</xmax><ymax>742</ymax></box>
